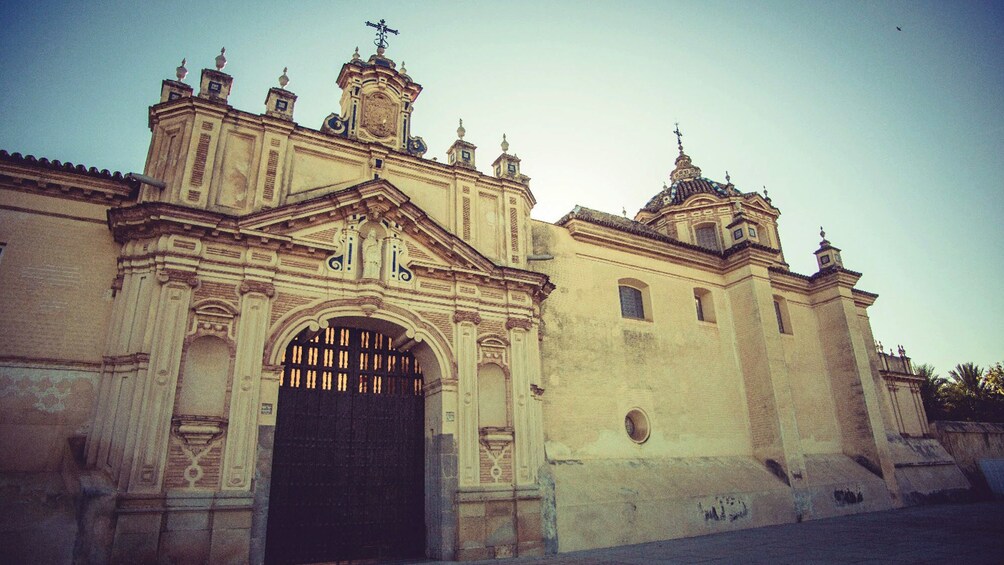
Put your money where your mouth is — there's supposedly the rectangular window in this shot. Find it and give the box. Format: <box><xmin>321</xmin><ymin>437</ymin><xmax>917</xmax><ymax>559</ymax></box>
<box><xmin>695</xmin><ymin>295</ymin><xmax>704</xmax><ymax>321</ymax></box>
<box><xmin>619</xmin><ymin>286</ymin><xmax>645</xmax><ymax>319</ymax></box>
<box><xmin>695</xmin><ymin>225</ymin><xmax>720</xmax><ymax>251</ymax></box>
<box><xmin>774</xmin><ymin>300</ymin><xmax>786</xmax><ymax>333</ymax></box>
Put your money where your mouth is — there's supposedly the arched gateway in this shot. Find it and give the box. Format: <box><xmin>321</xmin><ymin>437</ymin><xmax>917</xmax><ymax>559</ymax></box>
<box><xmin>264</xmin><ymin>322</ymin><xmax>426</xmax><ymax>563</ymax></box>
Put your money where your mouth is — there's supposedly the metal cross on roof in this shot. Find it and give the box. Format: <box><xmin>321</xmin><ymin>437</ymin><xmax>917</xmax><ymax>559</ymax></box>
<box><xmin>673</xmin><ymin>122</ymin><xmax>684</xmax><ymax>153</ymax></box>
<box><xmin>365</xmin><ymin>18</ymin><xmax>399</xmax><ymax>50</ymax></box>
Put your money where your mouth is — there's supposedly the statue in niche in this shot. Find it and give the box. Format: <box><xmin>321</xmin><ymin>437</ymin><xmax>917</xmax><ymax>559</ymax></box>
<box><xmin>361</xmin><ymin>231</ymin><xmax>382</xmax><ymax>279</ymax></box>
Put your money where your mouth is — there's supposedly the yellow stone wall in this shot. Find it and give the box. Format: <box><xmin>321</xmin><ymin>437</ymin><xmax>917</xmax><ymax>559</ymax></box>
<box><xmin>0</xmin><ymin>189</ymin><xmax>119</xmax><ymax>471</ymax></box>
<box><xmin>0</xmin><ymin>191</ymin><xmax>118</xmax><ymax>362</ymax></box>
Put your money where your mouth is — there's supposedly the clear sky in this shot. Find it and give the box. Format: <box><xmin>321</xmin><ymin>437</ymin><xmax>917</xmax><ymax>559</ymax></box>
<box><xmin>1</xmin><ymin>1</ymin><xmax>1001</xmax><ymax>376</ymax></box>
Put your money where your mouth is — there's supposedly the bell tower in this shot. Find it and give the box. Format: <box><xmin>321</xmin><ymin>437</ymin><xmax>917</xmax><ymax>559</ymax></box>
<box><xmin>324</xmin><ymin>20</ymin><xmax>427</xmax><ymax>157</ymax></box>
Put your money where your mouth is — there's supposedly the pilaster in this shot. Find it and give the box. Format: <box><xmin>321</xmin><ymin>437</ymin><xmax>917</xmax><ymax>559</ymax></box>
<box><xmin>507</xmin><ymin>318</ymin><xmax>533</xmax><ymax>485</ymax></box>
<box><xmin>455</xmin><ymin>311</ymin><xmax>481</xmax><ymax>486</ymax></box>
<box><xmin>221</xmin><ymin>280</ymin><xmax>274</xmax><ymax>491</ymax></box>
<box><xmin>128</xmin><ymin>270</ymin><xmax>198</xmax><ymax>492</ymax></box>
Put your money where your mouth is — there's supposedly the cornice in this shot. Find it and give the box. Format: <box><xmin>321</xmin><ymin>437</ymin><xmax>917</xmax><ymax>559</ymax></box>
<box><xmin>107</xmin><ymin>191</ymin><xmax>554</xmax><ymax>301</ymax></box>
<box><xmin>767</xmin><ymin>265</ymin><xmax>877</xmax><ymax>304</ymax></box>
<box><xmin>562</xmin><ymin>216</ymin><xmax>785</xmax><ymax>275</ymax></box>
<box><xmin>0</xmin><ymin>150</ymin><xmax>138</xmax><ymax>205</ymax></box>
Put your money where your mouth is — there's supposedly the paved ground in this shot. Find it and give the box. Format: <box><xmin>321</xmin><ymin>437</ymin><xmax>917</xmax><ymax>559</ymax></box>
<box><xmin>458</xmin><ymin>500</ymin><xmax>1004</xmax><ymax>564</ymax></box>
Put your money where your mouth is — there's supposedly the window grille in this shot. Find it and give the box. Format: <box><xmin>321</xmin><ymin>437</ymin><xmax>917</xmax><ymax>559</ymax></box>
<box><xmin>619</xmin><ymin>286</ymin><xmax>645</xmax><ymax>319</ymax></box>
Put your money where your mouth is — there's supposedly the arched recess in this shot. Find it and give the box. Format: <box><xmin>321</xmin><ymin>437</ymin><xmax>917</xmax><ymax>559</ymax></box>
<box><xmin>264</xmin><ymin>300</ymin><xmax>453</xmax><ymax>387</ymax></box>
<box><xmin>254</xmin><ymin>299</ymin><xmax>457</xmax><ymax>562</ymax></box>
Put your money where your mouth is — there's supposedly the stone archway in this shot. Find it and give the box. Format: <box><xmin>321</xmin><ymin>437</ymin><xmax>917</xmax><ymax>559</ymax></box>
<box><xmin>252</xmin><ymin>309</ymin><xmax>456</xmax><ymax>563</ymax></box>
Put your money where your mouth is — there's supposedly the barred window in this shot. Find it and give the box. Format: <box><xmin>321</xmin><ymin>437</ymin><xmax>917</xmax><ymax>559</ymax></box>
<box><xmin>619</xmin><ymin>285</ymin><xmax>645</xmax><ymax>319</ymax></box>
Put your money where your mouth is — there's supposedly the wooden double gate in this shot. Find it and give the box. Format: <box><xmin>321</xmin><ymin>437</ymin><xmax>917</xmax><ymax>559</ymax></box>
<box><xmin>265</xmin><ymin>325</ymin><xmax>425</xmax><ymax>564</ymax></box>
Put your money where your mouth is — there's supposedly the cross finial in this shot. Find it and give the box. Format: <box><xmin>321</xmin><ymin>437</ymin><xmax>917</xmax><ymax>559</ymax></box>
<box><xmin>622</xmin><ymin>206</ymin><xmax>627</xmax><ymax>217</ymax></box>
<box><xmin>365</xmin><ymin>18</ymin><xmax>400</xmax><ymax>52</ymax></box>
<box><xmin>673</xmin><ymin>122</ymin><xmax>684</xmax><ymax>154</ymax></box>
<box><xmin>725</xmin><ymin>170</ymin><xmax>731</xmax><ymax>184</ymax></box>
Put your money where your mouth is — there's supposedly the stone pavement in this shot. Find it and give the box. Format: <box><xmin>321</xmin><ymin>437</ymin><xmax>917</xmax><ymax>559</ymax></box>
<box><xmin>455</xmin><ymin>501</ymin><xmax>1004</xmax><ymax>564</ymax></box>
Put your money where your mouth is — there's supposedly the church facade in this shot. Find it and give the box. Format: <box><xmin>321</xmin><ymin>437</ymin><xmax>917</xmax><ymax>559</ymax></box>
<box><xmin>0</xmin><ymin>35</ymin><xmax>970</xmax><ymax>564</ymax></box>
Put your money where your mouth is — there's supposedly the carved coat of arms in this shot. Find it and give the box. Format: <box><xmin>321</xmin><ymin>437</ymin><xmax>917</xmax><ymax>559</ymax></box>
<box><xmin>361</xmin><ymin>92</ymin><xmax>397</xmax><ymax>139</ymax></box>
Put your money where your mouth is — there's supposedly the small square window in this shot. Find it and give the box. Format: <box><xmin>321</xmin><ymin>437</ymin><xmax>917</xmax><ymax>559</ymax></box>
<box><xmin>275</xmin><ymin>99</ymin><xmax>288</xmax><ymax>111</ymax></box>
<box><xmin>462</xmin><ymin>150</ymin><xmax>471</xmax><ymax>160</ymax></box>
<box><xmin>208</xmin><ymin>81</ymin><xmax>222</xmax><ymax>93</ymax></box>
<box><xmin>507</xmin><ymin>164</ymin><xmax>517</xmax><ymax>173</ymax></box>
<box><xmin>168</xmin><ymin>91</ymin><xmax>181</xmax><ymax>101</ymax></box>
<box><xmin>733</xmin><ymin>228</ymin><xmax>744</xmax><ymax>241</ymax></box>
<box><xmin>748</xmin><ymin>227</ymin><xmax>757</xmax><ymax>238</ymax></box>
<box><xmin>374</xmin><ymin>158</ymin><xmax>383</xmax><ymax>169</ymax></box>
<box><xmin>450</xmin><ymin>154</ymin><xmax>456</xmax><ymax>163</ymax></box>
<box><xmin>821</xmin><ymin>255</ymin><xmax>831</xmax><ymax>265</ymax></box>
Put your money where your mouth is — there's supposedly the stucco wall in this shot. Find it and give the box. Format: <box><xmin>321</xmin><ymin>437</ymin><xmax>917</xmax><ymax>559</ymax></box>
<box><xmin>535</xmin><ymin>224</ymin><xmax>753</xmax><ymax>461</ymax></box>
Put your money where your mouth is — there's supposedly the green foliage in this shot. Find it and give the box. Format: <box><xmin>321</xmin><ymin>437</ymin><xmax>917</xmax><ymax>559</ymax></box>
<box><xmin>921</xmin><ymin>362</ymin><xmax>1004</xmax><ymax>423</ymax></box>
<box><xmin>916</xmin><ymin>364</ymin><xmax>949</xmax><ymax>421</ymax></box>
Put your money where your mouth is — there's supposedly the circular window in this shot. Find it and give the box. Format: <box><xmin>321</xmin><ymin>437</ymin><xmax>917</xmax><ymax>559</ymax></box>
<box><xmin>624</xmin><ymin>408</ymin><xmax>650</xmax><ymax>443</ymax></box>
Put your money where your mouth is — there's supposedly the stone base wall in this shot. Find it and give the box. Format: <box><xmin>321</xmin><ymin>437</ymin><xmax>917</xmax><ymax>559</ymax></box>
<box><xmin>108</xmin><ymin>492</ymin><xmax>253</xmax><ymax>564</ymax></box>
<box><xmin>793</xmin><ymin>454</ymin><xmax>894</xmax><ymax>519</ymax></box>
<box><xmin>932</xmin><ymin>421</ymin><xmax>1004</xmax><ymax>497</ymax></box>
<box><xmin>546</xmin><ymin>457</ymin><xmax>796</xmax><ymax>553</ymax></box>
<box><xmin>455</xmin><ymin>487</ymin><xmax>544</xmax><ymax>560</ymax></box>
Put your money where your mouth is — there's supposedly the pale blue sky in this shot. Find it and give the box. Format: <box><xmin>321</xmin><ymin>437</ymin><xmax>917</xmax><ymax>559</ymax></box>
<box><xmin>1</xmin><ymin>1</ymin><xmax>1001</xmax><ymax>376</ymax></box>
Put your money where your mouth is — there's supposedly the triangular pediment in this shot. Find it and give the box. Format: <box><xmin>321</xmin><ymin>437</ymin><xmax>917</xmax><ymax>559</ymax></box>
<box><xmin>239</xmin><ymin>178</ymin><xmax>496</xmax><ymax>274</ymax></box>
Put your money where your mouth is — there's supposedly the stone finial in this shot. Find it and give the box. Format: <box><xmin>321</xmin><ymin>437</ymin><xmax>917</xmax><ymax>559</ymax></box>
<box><xmin>457</xmin><ymin>118</ymin><xmax>465</xmax><ymax>139</ymax></box>
<box><xmin>501</xmin><ymin>133</ymin><xmax>509</xmax><ymax>153</ymax></box>
<box><xmin>215</xmin><ymin>47</ymin><xmax>227</xmax><ymax>71</ymax></box>
<box><xmin>279</xmin><ymin>67</ymin><xmax>289</xmax><ymax>89</ymax></box>
<box><xmin>352</xmin><ymin>46</ymin><xmax>361</xmax><ymax>60</ymax></box>
<box><xmin>876</xmin><ymin>340</ymin><xmax>884</xmax><ymax>353</ymax></box>
<box><xmin>400</xmin><ymin>61</ymin><xmax>407</xmax><ymax>74</ymax></box>
<box><xmin>176</xmin><ymin>58</ymin><xmax>188</xmax><ymax>81</ymax></box>
<box><xmin>735</xmin><ymin>200</ymin><xmax>744</xmax><ymax>215</ymax></box>
<box><xmin>819</xmin><ymin>226</ymin><xmax>828</xmax><ymax>242</ymax></box>
<box><xmin>662</xmin><ymin>181</ymin><xmax>668</xmax><ymax>190</ymax></box>
<box><xmin>898</xmin><ymin>345</ymin><xmax>907</xmax><ymax>357</ymax></box>
<box><xmin>725</xmin><ymin>170</ymin><xmax>731</xmax><ymax>184</ymax></box>
<box><xmin>622</xmin><ymin>207</ymin><xmax>627</xmax><ymax>217</ymax></box>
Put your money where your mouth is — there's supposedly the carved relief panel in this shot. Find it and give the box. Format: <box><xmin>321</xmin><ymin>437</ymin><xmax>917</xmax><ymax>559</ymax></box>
<box><xmin>360</xmin><ymin>91</ymin><xmax>399</xmax><ymax>140</ymax></box>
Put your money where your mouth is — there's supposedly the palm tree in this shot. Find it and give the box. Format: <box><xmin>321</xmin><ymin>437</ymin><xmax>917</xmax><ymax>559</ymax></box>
<box><xmin>945</xmin><ymin>363</ymin><xmax>987</xmax><ymax>421</ymax></box>
<box><xmin>916</xmin><ymin>364</ymin><xmax>948</xmax><ymax>421</ymax></box>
